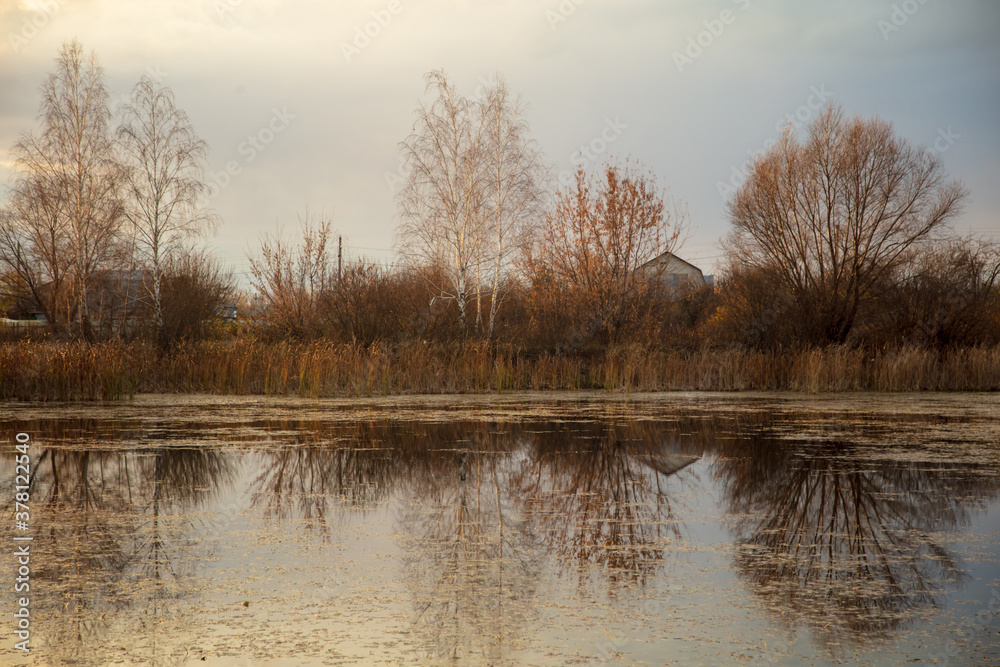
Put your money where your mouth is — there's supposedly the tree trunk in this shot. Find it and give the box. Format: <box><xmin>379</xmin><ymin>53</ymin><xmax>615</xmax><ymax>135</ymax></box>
<box><xmin>154</xmin><ymin>260</ymin><xmax>166</xmax><ymax>350</ymax></box>
<box><xmin>475</xmin><ymin>255</ymin><xmax>483</xmax><ymax>334</ymax></box>
<box><xmin>458</xmin><ymin>267</ymin><xmax>467</xmax><ymax>332</ymax></box>
<box><xmin>487</xmin><ymin>230</ymin><xmax>502</xmax><ymax>340</ymax></box>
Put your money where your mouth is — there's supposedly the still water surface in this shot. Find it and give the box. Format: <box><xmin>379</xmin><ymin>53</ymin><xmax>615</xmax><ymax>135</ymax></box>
<box><xmin>1</xmin><ymin>392</ymin><xmax>999</xmax><ymax>665</ymax></box>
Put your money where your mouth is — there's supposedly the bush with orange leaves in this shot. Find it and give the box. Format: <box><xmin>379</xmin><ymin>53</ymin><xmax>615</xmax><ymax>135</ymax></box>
<box><xmin>524</xmin><ymin>162</ymin><xmax>687</xmax><ymax>350</ymax></box>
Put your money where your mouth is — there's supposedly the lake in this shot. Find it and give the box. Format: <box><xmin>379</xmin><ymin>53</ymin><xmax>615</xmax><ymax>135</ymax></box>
<box><xmin>2</xmin><ymin>392</ymin><xmax>999</xmax><ymax>665</ymax></box>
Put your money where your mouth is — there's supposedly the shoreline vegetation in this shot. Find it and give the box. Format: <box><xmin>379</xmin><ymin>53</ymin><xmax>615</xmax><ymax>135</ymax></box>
<box><xmin>3</xmin><ymin>340</ymin><xmax>999</xmax><ymax>401</ymax></box>
<box><xmin>4</xmin><ymin>50</ymin><xmax>998</xmax><ymax>402</ymax></box>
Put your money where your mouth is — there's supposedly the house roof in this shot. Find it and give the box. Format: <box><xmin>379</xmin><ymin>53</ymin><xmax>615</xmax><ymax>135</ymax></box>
<box><xmin>638</xmin><ymin>251</ymin><xmax>705</xmax><ymax>276</ymax></box>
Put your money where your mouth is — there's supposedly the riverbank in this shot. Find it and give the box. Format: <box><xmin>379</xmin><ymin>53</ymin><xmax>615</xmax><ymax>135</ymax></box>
<box><xmin>3</xmin><ymin>340</ymin><xmax>1000</xmax><ymax>400</ymax></box>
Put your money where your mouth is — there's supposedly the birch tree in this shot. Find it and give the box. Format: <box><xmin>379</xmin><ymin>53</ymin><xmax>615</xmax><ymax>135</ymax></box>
<box><xmin>480</xmin><ymin>76</ymin><xmax>545</xmax><ymax>339</ymax></box>
<box><xmin>395</xmin><ymin>71</ymin><xmax>545</xmax><ymax>337</ymax></box>
<box><xmin>118</xmin><ymin>75</ymin><xmax>217</xmax><ymax>347</ymax></box>
<box><xmin>0</xmin><ymin>40</ymin><xmax>122</xmax><ymax>338</ymax></box>
<box><xmin>396</xmin><ymin>70</ymin><xmax>487</xmax><ymax>332</ymax></box>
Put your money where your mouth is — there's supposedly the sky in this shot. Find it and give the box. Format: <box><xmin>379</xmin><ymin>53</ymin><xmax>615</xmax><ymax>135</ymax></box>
<box><xmin>1</xmin><ymin>0</ymin><xmax>998</xmax><ymax>284</ymax></box>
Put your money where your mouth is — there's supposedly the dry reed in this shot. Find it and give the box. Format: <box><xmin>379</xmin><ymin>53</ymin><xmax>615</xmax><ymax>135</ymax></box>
<box><xmin>2</xmin><ymin>340</ymin><xmax>999</xmax><ymax>401</ymax></box>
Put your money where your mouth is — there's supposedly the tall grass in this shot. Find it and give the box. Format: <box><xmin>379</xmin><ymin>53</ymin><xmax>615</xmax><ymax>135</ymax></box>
<box><xmin>2</xmin><ymin>340</ymin><xmax>999</xmax><ymax>400</ymax></box>
<box><xmin>0</xmin><ymin>340</ymin><xmax>145</xmax><ymax>401</ymax></box>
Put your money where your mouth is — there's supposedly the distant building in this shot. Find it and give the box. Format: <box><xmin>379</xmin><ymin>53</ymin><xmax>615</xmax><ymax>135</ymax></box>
<box><xmin>636</xmin><ymin>252</ymin><xmax>711</xmax><ymax>294</ymax></box>
<box><xmin>2</xmin><ymin>270</ymin><xmax>149</xmax><ymax>335</ymax></box>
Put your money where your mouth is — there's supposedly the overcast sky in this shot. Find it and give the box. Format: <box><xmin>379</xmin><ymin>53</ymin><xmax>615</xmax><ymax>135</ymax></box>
<box><xmin>2</xmin><ymin>0</ymin><xmax>998</xmax><ymax>282</ymax></box>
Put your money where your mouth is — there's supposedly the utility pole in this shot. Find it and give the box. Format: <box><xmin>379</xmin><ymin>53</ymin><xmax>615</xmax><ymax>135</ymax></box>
<box><xmin>337</xmin><ymin>235</ymin><xmax>342</xmax><ymax>282</ymax></box>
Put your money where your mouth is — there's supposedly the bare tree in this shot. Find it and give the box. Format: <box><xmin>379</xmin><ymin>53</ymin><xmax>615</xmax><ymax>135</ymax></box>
<box><xmin>0</xmin><ymin>172</ymin><xmax>70</xmax><ymax>329</ymax></box>
<box><xmin>159</xmin><ymin>248</ymin><xmax>235</xmax><ymax>343</ymax></box>
<box><xmin>118</xmin><ymin>75</ymin><xmax>218</xmax><ymax>348</ymax></box>
<box><xmin>1</xmin><ymin>41</ymin><xmax>123</xmax><ymax>338</ymax></box>
<box><xmin>726</xmin><ymin>104</ymin><xmax>967</xmax><ymax>344</ymax></box>
<box><xmin>247</xmin><ymin>213</ymin><xmax>336</xmax><ymax>338</ymax></box>
<box><xmin>396</xmin><ymin>70</ymin><xmax>488</xmax><ymax>333</ymax></box>
<box><xmin>889</xmin><ymin>238</ymin><xmax>1000</xmax><ymax>348</ymax></box>
<box><xmin>480</xmin><ymin>76</ymin><xmax>545</xmax><ymax>339</ymax></box>
<box><xmin>395</xmin><ymin>71</ymin><xmax>545</xmax><ymax>337</ymax></box>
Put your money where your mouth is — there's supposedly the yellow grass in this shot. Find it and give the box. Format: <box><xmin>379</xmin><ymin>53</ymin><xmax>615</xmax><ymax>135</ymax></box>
<box><xmin>2</xmin><ymin>340</ymin><xmax>999</xmax><ymax>400</ymax></box>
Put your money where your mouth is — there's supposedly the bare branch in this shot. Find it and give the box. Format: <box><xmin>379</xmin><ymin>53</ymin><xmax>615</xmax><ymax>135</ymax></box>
<box><xmin>117</xmin><ymin>74</ymin><xmax>219</xmax><ymax>347</ymax></box>
<box><xmin>726</xmin><ymin>104</ymin><xmax>968</xmax><ymax>344</ymax></box>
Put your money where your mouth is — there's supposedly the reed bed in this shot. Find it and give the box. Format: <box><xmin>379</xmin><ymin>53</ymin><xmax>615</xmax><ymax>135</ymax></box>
<box><xmin>2</xmin><ymin>340</ymin><xmax>999</xmax><ymax>401</ymax></box>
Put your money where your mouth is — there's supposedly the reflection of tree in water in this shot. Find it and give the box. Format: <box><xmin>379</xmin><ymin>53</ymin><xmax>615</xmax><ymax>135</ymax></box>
<box><xmin>139</xmin><ymin>448</ymin><xmax>234</xmax><ymax>584</ymax></box>
<box><xmin>715</xmin><ymin>433</ymin><xmax>1000</xmax><ymax>645</ymax></box>
<box><xmin>398</xmin><ymin>423</ymin><xmax>541</xmax><ymax>664</ymax></box>
<box><xmin>0</xmin><ymin>445</ymin><xmax>233</xmax><ymax>666</ymax></box>
<box><xmin>14</xmin><ymin>407</ymin><xmax>994</xmax><ymax>662</ymax></box>
<box><xmin>241</xmin><ymin>418</ymin><xmax>545</xmax><ymax>661</ymax></box>
<box><xmin>242</xmin><ymin>416</ymin><xmax>703</xmax><ymax>660</ymax></box>
<box><xmin>247</xmin><ymin>444</ymin><xmax>395</xmax><ymax>540</ymax></box>
<box><xmin>246</xmin><ymin>420</ymin><xmax>469</xmax><ymax>539</ymax></box>
<box><xmin>133</xmin><ymin>448</ymin><xmax>234</xmax><ymax>665</ymax></box>
<box><xmin>512</xmin><ymin>420</ymin><xmax>696</xmax><ymax>589</ymax></box>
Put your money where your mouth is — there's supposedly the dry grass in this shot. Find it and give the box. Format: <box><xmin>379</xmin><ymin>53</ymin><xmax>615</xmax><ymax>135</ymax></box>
<box><xmin>2</xmin><ymin>340</ymin><xmax>999</xmax><ymax>400</ymax></box>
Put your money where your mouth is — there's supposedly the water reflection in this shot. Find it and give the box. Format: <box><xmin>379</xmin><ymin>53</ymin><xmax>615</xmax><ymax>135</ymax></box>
<box><xmin>1</xmin><ymin>446</ymin><xmax>233</xmax><ymax>665</ymax></box>
<box><xmin>714</xmin><ymin>432</ymin><xmax>1000</xmax><ymax>646</ymax></box>
<box><xmin>2</xmin><ymin>403</ymin><xmax>999</xmax><ymax>664</ymax></box>
<box><xmin>248</xmin><ymin>444</ymin><xmax>396</xmax><ymax>539</ymax></box>
<box><xmin>513</xmin><ymin>421</ymin><xmax>695</xmax><ymax>588</ymax></box>
<box><xmin>399</xmin><ymin>425</ymin><xmax>540</xmax><ymax>663</ymax></box>
<box><xmin>246</xmin><ymin>421</ymin><xmax>514</xmax><ymax>539</ymax></box>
